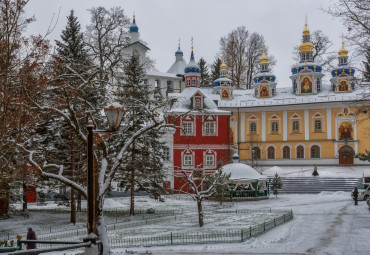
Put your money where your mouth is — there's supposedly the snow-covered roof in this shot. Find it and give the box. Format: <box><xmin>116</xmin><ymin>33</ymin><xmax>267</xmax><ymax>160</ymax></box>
<box><xmin>219</xmin><ymin>84</ymin><xmax>369</xmax><ymax>109</ymax></box>
<box><xmin>167</xmin><ymin>59</ymin><xmax>188</xmax><ymax>75</ymax></box>
<box><xmin>146</xmin><ymin>71</ymin><xmax>182</xmax><ymax>79</ymax></box>
<box><xmin>168</xmin><ymin>87</ymin><xmax>231</xmax><ymax>114</ymax></box>
<box><xmin>222</xmin><ymin>163</ymin><xmax>267</xmax><ymax>181</ymax></box>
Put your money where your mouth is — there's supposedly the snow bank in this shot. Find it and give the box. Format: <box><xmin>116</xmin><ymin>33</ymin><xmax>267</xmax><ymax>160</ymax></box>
<box><xmin>104</xmin><ymin>199</ymin><xmax>125</xmax><ymax>209</ymax></box>
<box><xmin>266</xmin><ymin>166</ymin><xmax>285</xmax><ymax>176</ymax></box>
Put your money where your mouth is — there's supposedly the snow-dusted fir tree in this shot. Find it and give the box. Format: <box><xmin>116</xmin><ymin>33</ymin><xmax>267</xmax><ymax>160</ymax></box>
<box><xmin>271</xmin><ymin>172</ymin><xmax>283</xmax><ymax>198</ymax></box>
<box><xmin>198</xmin><ymin>57</ymin><xmax>211</xmax><ymax>86</ymax></box>
<box><xmin>211</xmin><ymin>58</ymin><xmax>222</xmax><ymax>83</ymax></box>
<box><xmin>116</xmin><ymin>52</ymin><xmax>167</xmax><ymax>216</ymax></box>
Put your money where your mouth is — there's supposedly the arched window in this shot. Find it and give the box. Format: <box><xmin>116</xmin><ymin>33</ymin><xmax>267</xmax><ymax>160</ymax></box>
<box><xmin>272</xmin><ymin>122</ymin><xmax>278</xmax><ymax>133</ymax></box>
<box><xmin>252</xmin><ymin>147</ymin><xmax>261</xmax><ymax>160</ymax></box>
<box><xmin>267</xmin><ymin>147</ymin><xmax>275</xmax><ymax>159</ymax></box>
<box><xmin>250</xmin><ymin>122</ymin><xmax>257</xmax><ymax>133</ymax></box>
<box><xmin>187</xmin><ymin>78</ymin><xmax>190</xmax><ymax>86</ymax></box>
<box><xmin>192</xmin><ymin>78</ymin><xmax>196</xmax><ymax>85</ymax></box>
<box><xmin>314</xmin><ymin>120</ymin><xmax>322</xmax><ymax>132</ymax></box>
<box><xmin>283</xmin><ymin>146</ymin><xmax>290</xmax><ymax>159</ymax></box>
<box><xmin>254</xmin><ymin>89</ymin><xmax>258</xmax><ymax>97</ymax></box>
<box><xmin>293</xmin><ymin>79</ymin><xmax>297</xmax><ymax>93</ymax></box>
<box><xmin>296</xmin><ymin>146</ymin><xmax>304</xmax><ymax>159</ymax></box>
<box><xmin>311</xmin><ymin>145</ymin><xmax>320</xmax><ymax>158</ymax></box>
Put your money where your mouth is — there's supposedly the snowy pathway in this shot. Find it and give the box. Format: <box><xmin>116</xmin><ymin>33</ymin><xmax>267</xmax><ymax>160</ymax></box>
<box><xmin>117</xmin><ymin>193</ymin><xmax>370</xmax><ymax>255</ymax></box>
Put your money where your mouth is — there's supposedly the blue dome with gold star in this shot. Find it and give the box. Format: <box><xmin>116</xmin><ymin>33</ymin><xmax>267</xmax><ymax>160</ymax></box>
<box><xmin>130</xmin><ymin>15</ymin><xmax>138</xmax><ymax>33</ymax></box>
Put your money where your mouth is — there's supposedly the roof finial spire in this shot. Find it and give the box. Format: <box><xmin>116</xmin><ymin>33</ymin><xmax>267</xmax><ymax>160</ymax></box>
<box><xmin>178</xmin><ymin>38</ymin><xmax>181</xmax><ymax>49</ymax></box>
<box><xmin>191</xmin><ymin>36</ymin><xmax>194</xmax><ymax>51</ymax></box>
<box><xmin>133</xmin><ymin>13</ymin><xmax>136</xmax><ymax>23</ymax></box>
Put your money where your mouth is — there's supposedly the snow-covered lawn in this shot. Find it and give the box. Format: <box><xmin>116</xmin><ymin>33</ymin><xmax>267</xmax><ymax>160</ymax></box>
<box><xmin>2</xmin><ymin>191</ymin><xmax>370</xmax><ymax>255</ymax></box>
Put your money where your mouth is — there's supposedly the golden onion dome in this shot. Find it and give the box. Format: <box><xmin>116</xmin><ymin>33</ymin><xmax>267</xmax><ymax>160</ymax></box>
<box><xmin>299</xmin><ymin>42</ymin><xmax>314</xmax><ymax>52</ymax></box>
<box><xmin>259</xmin><ymin>48</ymin><xmax>269</xmax><ymax>63</ymax></box>
<box><xmin>338</xmin><ymin>41</ymin><xmax>348</xmax><ymax>56</ymax></box>
<box><xmin>220</xmin><ymin>56</ymin><xmax>227</xmax><ymax>70</ymax></box>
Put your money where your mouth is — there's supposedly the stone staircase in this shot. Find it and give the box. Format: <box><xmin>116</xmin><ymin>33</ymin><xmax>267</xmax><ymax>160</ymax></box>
<box><xmin>270</xmin><ymin>177</ymin><xmax>363</xmax><ymax>194</ymax></box>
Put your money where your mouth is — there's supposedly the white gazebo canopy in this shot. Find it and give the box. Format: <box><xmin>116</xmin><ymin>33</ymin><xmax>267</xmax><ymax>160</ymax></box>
<box><xmin>222</xmin><ymin>163</ymin><xmax>268</xmax><ymax>185</ymax></box>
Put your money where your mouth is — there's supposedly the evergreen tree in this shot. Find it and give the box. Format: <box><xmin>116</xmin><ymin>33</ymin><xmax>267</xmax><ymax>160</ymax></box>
<box><xmin>211</xmin><ymin>58</ymin><xmax>222</xmax><ymax>83</ymax></box>
<box><xmin>271</xmin><ymin>172</ymin><xmax>283</xmax><ymax>198</ymax></box>
<box><xmin>357</xmin><ymin>150</ymin><xmax>370</xmax><ymax>161</ymax></box>
<box><xmin>117</xmin><ymin>53</ymin><xmax>167</xmax><ymax>215</ymax></box>
<box><xmin>198</xmin><ymin>58</ymin><xmax>211</xmax><ymax>86</ymax></box>
<box><xmin>363</xmin><ymin>47</ymin><xmax>370</xmax><ymax>81</ymax></box>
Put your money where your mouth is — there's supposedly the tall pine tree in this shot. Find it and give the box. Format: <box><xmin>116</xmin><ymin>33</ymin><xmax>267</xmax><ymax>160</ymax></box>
<box><xmin>198</xmin><ymin>58</ymin><xmax>211</xmax><ymax>86</ymax></box>
<box><xmin>211</xmin><ymin>58</ymin><xmax>222</xmax><ymax>83</ymax></box>
<box><xmin>117</xmin><ymin>53</ymin><xmax>167</xmax><ymax>215</ymax></box>
<box><xmin>363</xmin><ymin>47</ymin><xmax>370</xmax><ymax>81</ymax></box>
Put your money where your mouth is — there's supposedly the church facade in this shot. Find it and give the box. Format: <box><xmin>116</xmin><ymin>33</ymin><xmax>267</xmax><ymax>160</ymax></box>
<box><xmin>124</xmin><ymin>16</ymin><xmax>370</xmax><ymax>192</ymax></box>
<box><xmin>219</xmin><ymin>22</ymin><xmax>370</xmax><ymax>166</ymax></box>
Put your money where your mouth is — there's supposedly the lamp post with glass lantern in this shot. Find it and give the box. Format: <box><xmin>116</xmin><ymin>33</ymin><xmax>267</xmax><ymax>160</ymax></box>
<box><xmin>86</xmin><ymin>103</ymin><xmax>125</xmax><ymax>235</ymax></box>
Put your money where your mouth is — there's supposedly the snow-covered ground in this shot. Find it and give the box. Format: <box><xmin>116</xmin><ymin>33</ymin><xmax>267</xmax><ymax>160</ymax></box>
<box><xmin>2</xmin><ymin>166</ymin><xmax>370</xmax><ymax>254</ymax></box>
<box><xmin>2</xmin><ymin>192</ymin><xmax>370</xmax><ymax>255</ymax></box>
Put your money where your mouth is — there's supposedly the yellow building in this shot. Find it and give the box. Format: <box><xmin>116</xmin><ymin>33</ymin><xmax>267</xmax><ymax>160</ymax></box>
<box><xmin>218</xmin><ymin>22</ymin><xmax>370</xmax><ymax>166</ymax></box>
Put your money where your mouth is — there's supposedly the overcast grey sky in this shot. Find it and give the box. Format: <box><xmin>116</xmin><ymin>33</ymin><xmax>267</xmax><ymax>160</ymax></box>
<box><xmin>25</xmin><ymin>0</ymin><xmax>346</xmax><ymax>87</ymax></box>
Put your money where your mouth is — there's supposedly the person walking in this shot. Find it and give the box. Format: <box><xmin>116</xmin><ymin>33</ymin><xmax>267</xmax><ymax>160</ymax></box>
<box><xmin>26</xmin><ymin>227</ymin><xmax>37</xmax><ymax>252</ymax></box>
<box><xmin>353</xmin><ymin>187</ymin><xmax>359</xmax><ymax>205</ymax></box>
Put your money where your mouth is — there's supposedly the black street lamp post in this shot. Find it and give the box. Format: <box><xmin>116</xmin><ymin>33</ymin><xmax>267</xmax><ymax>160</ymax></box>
<box><xmin>86</xmin><ymin>103</ymin><xmax>125</xmax><ymax>235</ymax></box>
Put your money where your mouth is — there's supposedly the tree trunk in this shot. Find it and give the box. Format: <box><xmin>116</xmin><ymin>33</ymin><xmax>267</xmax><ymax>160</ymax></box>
<box><xmin>197</xmin><ymin>199</ymin><xmax>204</xmax><ymax>227</ymax></box>
<box><xmin>130</xmin><ymin>141</ymin><xmax>136</xmax><ymax>216</ymax></box>
<box><xmin>77</xmin><ymin>192</ymin><xmax>81</xmax><ymax>212</ymax></box>
<box><xmin>70</xmin><ymin>133</ymin><xmax>76</xmax><ymax>224</ymax></box>
<box><xmin>22</xmin><ymin>182</ymin><xmax>27</xmax><ymax>212</ymax></box>
<box><xmin>96</xmin><ymin>196</ymin><xmax>110</xmax><ymax>255</ymax></box>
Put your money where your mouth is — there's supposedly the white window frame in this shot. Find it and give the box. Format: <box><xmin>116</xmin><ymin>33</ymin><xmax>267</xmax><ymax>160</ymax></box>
<box><xmin>183</xmin><ymin>121</ymin><xmax>193</xmax><ymax>135</ymax></box>
<box><xmin>183</xmin><ymin>155</ymin><xmax>193</xmax><ymax>166</ymax></box>
<box><xmin>163</xmin><ymin>147</ymin><xmax>170</xmax><ymax>161</ymax></box>
<box><xmin>292</xmin><ymin>120</ymin><xmax>299</xmax><ymax>131</ymax></box>
<box><xmin>186</xmin><ymin>78</ymin><xmax>190</xmax><ymax>86</ymax></box>
<box><xmin>272</xmin><ymin>121</ymin><xmax>278</xmax><ymax>132</ymax></box>
<box><xmin>192</xmin><ymin>78</ymin><xmax>196</xmax><ymax>85</ymax></box>
<box><xmin>250</xmin><ymin>122</ymin><xmax>257</xmax><ymax>133</ymax></box>
<box><xmin>205</xmin><ymin>155</ymin><xmax>215</xmax><ymax>167</ymax></box>
<box><xmin>204</xmin><ymin>121</ymin><xmax>216</xmax><ymax>136</ymax></box>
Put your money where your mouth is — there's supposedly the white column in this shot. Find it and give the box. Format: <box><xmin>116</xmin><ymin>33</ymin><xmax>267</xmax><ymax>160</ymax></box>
<box><xmin>283</xmin><ymin>110</ymin><xmax>287</xmax><ymax>141</ymax></box>
<box><xmin>304</xmin><ymin>109</ymin><xmax>309</xmax><ymax>140</ymax></box>
<box><xmin>354</xmin><ymin>120</ymin><xmax>357</xmax><ymax>141</ymax></box>
<box><xmin>355</xmin><ymin>142</ymin><xmax>358</xmax><ymax>154</ymax></box>
<box><xmin>334</xmin><ymin>143</ymin><xmax>338</xmax><ymax>158</ymax></box>
<box><xmin>262</xmin><ymin>112</ymin><xmax>266</xmax><ymax>142</ymax></box>
<box><xmin>326</xmin><ymin>108</ymin><xmax>332</xmax><ymax>139</ymax></box>
<box><xmin>241</xmin><ymin>113</ymin><xmax>245</xmax><ymax>142</ymax></box>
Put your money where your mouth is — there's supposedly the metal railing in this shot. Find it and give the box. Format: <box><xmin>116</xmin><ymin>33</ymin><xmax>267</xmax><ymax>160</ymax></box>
<box><xmin>108</xmin><ymin>210</ymin><xmax>293</xmax><ymax>248</ymax></box>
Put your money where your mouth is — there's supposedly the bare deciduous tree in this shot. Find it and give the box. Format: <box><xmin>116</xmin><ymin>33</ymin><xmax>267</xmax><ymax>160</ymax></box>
<box><xmin>220</xmin><ymin>26</ymin><xmax>276</xmax><ymax>89</ymax></box>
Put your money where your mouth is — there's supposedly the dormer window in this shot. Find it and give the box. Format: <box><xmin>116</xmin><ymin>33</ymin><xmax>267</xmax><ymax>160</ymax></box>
<box><xmin>195</xmin><ymin>99</ymin><xmax>201</xmax><ymax>109</ymax></box>
<box><xmin>193</xmin><ymin>93</ymin><xmax>203</xmax><ymax>110</ymax></box>
<box><xmin>187</xmin><ymin>78</ymin><xmax>190</xmax><ymax>86</ymax></box>
<box><xmin>192</xmin><ymin>78</ymin><xmax>196</xmax><ymax>85</ymax></box>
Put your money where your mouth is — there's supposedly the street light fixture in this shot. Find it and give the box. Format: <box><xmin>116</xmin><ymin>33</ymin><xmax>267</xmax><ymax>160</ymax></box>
<box><xmin>86</xmin><ymin>103</ymin><xmax>125</xmax><ymax>235</ymax></box>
